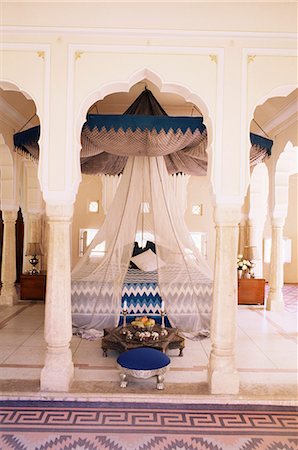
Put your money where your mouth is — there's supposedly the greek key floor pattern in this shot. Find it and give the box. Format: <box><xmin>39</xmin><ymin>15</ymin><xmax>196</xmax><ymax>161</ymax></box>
<box><xmin>0</xmin><ymin>401</ymin><xmax>297</xmax><ymax>450</ymax></box>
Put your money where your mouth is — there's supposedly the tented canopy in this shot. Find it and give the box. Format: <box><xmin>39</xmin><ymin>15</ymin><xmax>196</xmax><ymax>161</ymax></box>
<box><xmin>71</xmin><ymin>155</ymin><xmax>213</xmax><ymax>338</ymax></box>
<box><xmin>13</xmin><ymin>88</ymin><xmax>273</xmax><ymax>174</ymax></box>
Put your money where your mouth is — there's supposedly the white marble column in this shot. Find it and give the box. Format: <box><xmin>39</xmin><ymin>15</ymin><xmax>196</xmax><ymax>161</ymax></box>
<box><xmin>266</xmin><ymin>217</ymin><xmax>285</xmax><ymax>311</ymax></box>
<box><xmin>40</xmin><ymin>204</ymin><xmax>74</xmax><ymax>392</ymax></box>
<box><xmin>208</xmin><ymin>205</ymin><xmax>240</xmax><ymax>395</ymax></box>
<box><xmin>0</xmin><ymin>210</ymin><xmax>18</xmax><ymax>305</ymax></box>
<box><xmin>238</xmin><ymin>214</ymin><xmax>248</xmax><ymax>256</ymax></box>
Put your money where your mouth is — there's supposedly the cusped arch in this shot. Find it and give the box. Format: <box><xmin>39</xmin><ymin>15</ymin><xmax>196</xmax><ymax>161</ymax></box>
<box><xmin>249</xmin><ymin>85</ymin><xmax>297</xmax><ymax>142</ymax></box>
<box><xmin>274</xmin><ymin>141</ymin><xmax>298</xmax><ymax>219</ymax></box>
<box><xmin>252</xmin><ymin>85</ymin><xmax>297</xmax><ymax>116</ymax></box>
<box><xmin>0</xmin><ymin>79</ymin><xmax>41</xmax><ymax>112</ymax></box>
<box><xmin>0</xmin><ymin>134</ymin><xmax>15</xmax><ymax>209</ymax></box>
<box><xmin>248</xmin><ymin>163</ymin><xmax>269</xmax><ymax>277</ymax></box>
<box><xmin>76</xmin><ymin>67</ymin><xmax>214</xmax><ymax>164</ymax></box>
<box><xmin>249</xmin><ymin>163</ymin><xmax>269</xmax><ymax>221</ymax></box>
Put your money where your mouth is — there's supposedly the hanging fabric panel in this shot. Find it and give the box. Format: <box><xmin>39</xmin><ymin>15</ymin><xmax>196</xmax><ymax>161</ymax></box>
<box><xmin>71</xmin><ymin>156</ymin><xmax>213</xmax><ymax>337</ymax></box>
<box><xmin>249</xmin><ymin>132</ymin><xmax>273</xmax><ymax>165</ymax></box>
<box><xmin>80</xmin><ymin>114</ymin><xmax>208</xmax><ymax>176</ymax></box>
<box><xmin>13</xmin><ymin>90</ymin><xmax>274</xmax><ymax>174</ymax></box>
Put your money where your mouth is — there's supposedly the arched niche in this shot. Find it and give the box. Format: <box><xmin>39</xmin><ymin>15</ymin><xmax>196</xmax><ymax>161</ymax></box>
<box><xmin>274</xmin><ymin>141</ymin><xmax>298</xmax><ymax>219</ymax></box>
<box><xmin>0</xmin><ymin>80</ymin><xmax>42</xmax><ymax>191</ymax></box>
<box><xmin>73</xmin><ymin>68</ymin><xmax>214</xmax><ymax>197</ymax></box>
<box><xmin>248</xmin><ymin>163</ymin><xmax>269</xmax><ymax>277</ymax></box>
<box><xmin>0</xmin><ymin>135</ymin><xmax>15</xmax><ymax>209</ymax></box>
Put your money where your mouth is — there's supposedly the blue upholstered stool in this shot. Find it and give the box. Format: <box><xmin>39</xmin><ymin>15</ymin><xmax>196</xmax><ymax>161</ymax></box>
<box><xmin>117</xmin><ymin>347</ymin><xmax>171</xmax><ymax>390</ymax></box>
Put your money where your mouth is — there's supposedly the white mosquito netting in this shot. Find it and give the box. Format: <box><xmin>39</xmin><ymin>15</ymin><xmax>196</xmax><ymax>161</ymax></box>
<box><xmin>71</xmin><ymin>155</ymin><xmax>213</xmax><ymax>338</ymax></box>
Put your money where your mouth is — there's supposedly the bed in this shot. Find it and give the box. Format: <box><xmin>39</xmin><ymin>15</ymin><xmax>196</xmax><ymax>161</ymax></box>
<box><xmin>71</xmin><ymin>241</ymin><xmax>212</xmax><ymax>335</ymax></box>
<box><xmin>71</xmin><ymin>241</ymin><xmax>168</xmax><ymax>330</ymax></box>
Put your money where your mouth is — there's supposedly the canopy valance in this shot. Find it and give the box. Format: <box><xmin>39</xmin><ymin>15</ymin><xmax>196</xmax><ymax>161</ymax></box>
<box><xmin>13</xmin><ymin>89</ymin><xmax>273</xmax><ymax>174</ymax></box>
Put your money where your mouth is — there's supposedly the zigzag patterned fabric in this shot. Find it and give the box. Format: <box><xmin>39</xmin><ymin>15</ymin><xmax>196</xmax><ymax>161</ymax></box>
<box><xmin>72</xmin><ymin>267</ymin><xmax>212</xmax><ymax>336</ymax></box>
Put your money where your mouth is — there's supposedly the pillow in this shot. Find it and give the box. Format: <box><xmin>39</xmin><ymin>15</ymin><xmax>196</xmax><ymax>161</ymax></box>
<box><xmin>132</xmin><ymin>241</ymin><xmax>156</xmax><ymax>257</ymax></box>
<box><xmin>130</xmin><ymin>248</ymin><xmax>165</xmax><ymax>272</ymax></box>
<box><xmin>129</xmin><ymin>260</ymin><xmax>139</xmax><ymax>270</ymax></box>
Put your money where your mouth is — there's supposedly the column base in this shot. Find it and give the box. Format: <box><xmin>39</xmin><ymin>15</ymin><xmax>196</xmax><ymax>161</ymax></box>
<box><xmin>266</xmin><ymin>290</ymin><xmax>284</xmax><ymax>311</ymax></box>
<box><xmin>208</xmin><ymin>368</ymin><xmax>240</xmax><ymax>395</ymax></box>
<box><xmin>40</xmin><ymin>347</ymin><xmax>74</xmax><ymax>392</ymax></box>
<box><xmin>0</xmin><ymin>286</ymin><xmax>18</xmax><ymax>305</ymax></box>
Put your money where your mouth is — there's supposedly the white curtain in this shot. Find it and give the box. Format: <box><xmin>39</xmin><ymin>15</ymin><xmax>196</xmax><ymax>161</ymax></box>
<box><xmin>101</xmin><ymin>174</ymin><xmax>121</xmax><ymax>215</ymax></box>
<box><xmin>72</xmin><ymin>156</ymin><xmax>213</xmax><ymax>336</ymax></box>
<box><xmin>170</xmin><ymin>173</ymin><xmax>190</xmax><ymax>215</ymax></box>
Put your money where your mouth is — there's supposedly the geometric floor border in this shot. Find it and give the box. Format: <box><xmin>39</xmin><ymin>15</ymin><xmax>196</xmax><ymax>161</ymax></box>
<box><xmin>1</xmin><ymin>434</ymin><xmax>298</xmax><ymax>450</ymax></box>
<box><xmin>1</xmin><ymin>401</ymin><xmax>297</xmax><ymax>450</ymax></box>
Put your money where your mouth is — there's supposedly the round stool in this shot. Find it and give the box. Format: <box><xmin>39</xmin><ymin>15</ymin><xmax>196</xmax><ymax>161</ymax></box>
<box><xmin>117</xmin><ymin>347</ymin><xmax>171</xmax><ymax>390</ymax></box>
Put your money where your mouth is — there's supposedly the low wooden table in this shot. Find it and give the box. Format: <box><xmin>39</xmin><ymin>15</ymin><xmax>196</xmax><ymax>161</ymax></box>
<box><xmin>102</xmin><ymin>324</ymin><xmax>185</xmax><ymax>357</ymax></box>
<box><xmin>20</xmin><ymin>272</ymin><xmax>46</xmax><ymax>301</ymax></box>
<box><xmin>238</xmin><ymin>278</ymin><xmax>266</xmax><ymax>305</ymax></box>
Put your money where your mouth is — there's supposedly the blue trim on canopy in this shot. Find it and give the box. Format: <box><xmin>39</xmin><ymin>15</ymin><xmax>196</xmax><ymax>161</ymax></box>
<box><xmin>13</xmin><ymin>124</ymin><xmax>273</xmax><ymax>160</ymax></box>
<box><xmin>250</xmin><ymin>132</ymin><xmax>273</xmax><ymax>155</ymax></box>
<box><xmin>87</xmin><ymin>114</ymin><xmax>206</xmax><ymax>134</ymax></box>
<box><xmin>14</xmin><ymin>126</ymin><xmax>40</xmax><ymax>149</ymax></box>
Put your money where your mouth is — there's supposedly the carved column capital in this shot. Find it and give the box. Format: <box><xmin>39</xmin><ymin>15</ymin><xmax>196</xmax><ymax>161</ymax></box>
<box><xmin>214</xmin><ymin>204</ymin><xmax>242</xmax><ymax>226</ymax></box>
<box><xmin>2</xmin><ymin>209</ymin><xmax>18</xmax><ymax>223</ymax></box>
<box><xmin>46</xmin><ymin>204</ymin><xmax>73</xmax><ymax>222</ymax></box>
<box><xmin>272</xmin><ymin>216</ymin><xmax>285</xmax><ymax>228</ymax></box>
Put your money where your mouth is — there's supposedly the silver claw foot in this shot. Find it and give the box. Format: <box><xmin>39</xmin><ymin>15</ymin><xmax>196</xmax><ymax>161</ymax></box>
<box><xmin>156</xmin><ymin>374</ymin><xmax>165</xmax><ymax>390</ymax></box>
<box><xmin>120</xmin><ymin>372</ymin><xmax>127</xmax><ymax>388</ymax></box>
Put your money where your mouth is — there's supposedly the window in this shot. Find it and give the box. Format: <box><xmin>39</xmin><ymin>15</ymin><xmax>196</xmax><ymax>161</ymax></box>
<box><xmin>192</xmin><ymin>204</ymin><xmax>203</xmax><ymax>216</ymax></box>
<box><xmin>79</xmin><ymin>228</ymin><xmax>105</xmax><ymax>257</ymax></box>
<box><xmin>190</xmin><ymin>232</ymin><xmax>208</xmax><ymax>259</ymax></box>
<box><xmin>88</xmin><ymin>200</ymin><xmax>99</xmax><ymax>213</ymax></box>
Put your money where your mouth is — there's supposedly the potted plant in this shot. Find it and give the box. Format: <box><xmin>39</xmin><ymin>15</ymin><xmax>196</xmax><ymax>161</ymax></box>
<box><xmin>237</xmin><ymin>254</ymin><xmax>254</xmax><ymax>278</ymax></box>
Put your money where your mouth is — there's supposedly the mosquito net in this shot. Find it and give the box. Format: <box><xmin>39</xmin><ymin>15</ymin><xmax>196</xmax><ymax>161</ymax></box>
<box><xmin>71</xmin><ymin>155</ymin><xmax>213</xmax><ymax>338</ymax></box>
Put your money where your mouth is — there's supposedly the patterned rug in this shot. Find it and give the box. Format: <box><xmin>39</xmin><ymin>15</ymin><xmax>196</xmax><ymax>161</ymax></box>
<box><xmin>0</xmin><ymin>400</ymin><xmax>297</xmax><ymax>450</ymax></box>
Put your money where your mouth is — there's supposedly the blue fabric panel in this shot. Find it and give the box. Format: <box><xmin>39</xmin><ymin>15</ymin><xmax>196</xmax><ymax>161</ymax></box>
<box><xmin>132</xmin><ymin>241</ymin><xmax>156</xmax><ymax>257</ymax></box>
<box><xmin>117</xmin><ymin>347</ymin><xmax>170</xmax><ymax>370</ymax></box>
<box><xmin>14</xmin><ymin>126</ymin><xmax>40</xmax><ymax>148</ymax></box>
<box><xmin>87</xmin><ymin>114</ymin><xmax>206</xmax><ymax>134</ymax></box>
<box><xmin>250</xmin><ymin>132</ymin><xmax>273</xmax><ymax>154</ymax></box>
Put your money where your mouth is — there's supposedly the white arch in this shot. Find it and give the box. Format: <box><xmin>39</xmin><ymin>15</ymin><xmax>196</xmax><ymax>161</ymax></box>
<box><xmin>250</xmin><ymin>163</ymin><xmax>269</xmax><ymax>222</ymax></box>
<box><xmin>73</xmin><ymin>68</ymin><xmax>214</xmax><ymax>194</ymax></box>
<box><xmin>0</xmin><ymin>80</ymin><xmax>34</xmax><ymax>101</ymax></box>
<box><xmin>0</xmin><ymin>134</ymin><xmax>16</xmax><ymax>211</ymax></box>
<box><xmin>253</xmin><ymin>85</ymin><xmax>297</xmax><ymax>114</ymax></box>
<box><xmin>245</xmin><ymin>84</ymin><xmax>297</xmax><ymax>198</ymax></box>
<box><xmin>249</xmin><ymin>163</ymin><xmax>269</xmax><ymax>277</ymax></box>
<box><xmin>274</xmin><ymin>141</ymin><xmax>298</xmax><ymax>219</ymax></box>
<box><xmin>266</xmin><ymin>141</ymin><xmax>297</xmax><ymax>310</ymax></box>
<box><xmin>76</xmin><ymin>68</ymin><xmax>213</xmax><ymax>147</ymax></box>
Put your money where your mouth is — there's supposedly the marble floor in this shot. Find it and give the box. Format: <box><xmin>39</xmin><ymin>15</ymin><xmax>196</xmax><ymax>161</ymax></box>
<box><xmin>0</xmin><ymin>284</ymin><xmax>297</xmax><ymax>404</ymax></box>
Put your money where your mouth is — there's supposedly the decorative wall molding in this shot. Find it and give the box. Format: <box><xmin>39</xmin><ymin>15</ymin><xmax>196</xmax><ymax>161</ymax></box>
<box><xmin>1</xmin><ymin>26</ymin><xmax>297</xmax><ymax>41</ymax></box>
<box><xmin>69</xmin><ymin>45</ymin><xmax>224</xmax><ymax>202</ymax></box>
<box><xmin>69</xmin><ymin>43</ymin><xmax>225</xmax><ymax>56</ymax></box>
